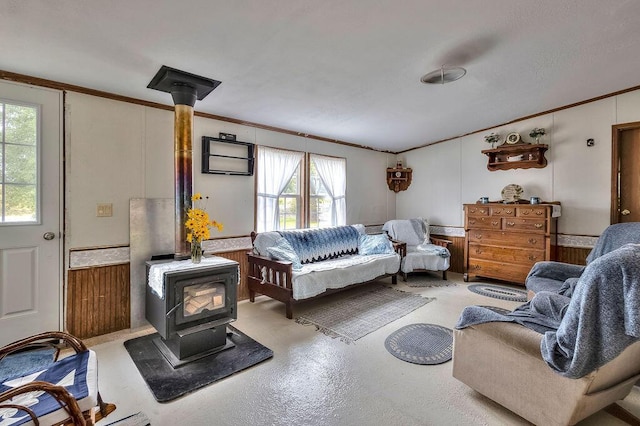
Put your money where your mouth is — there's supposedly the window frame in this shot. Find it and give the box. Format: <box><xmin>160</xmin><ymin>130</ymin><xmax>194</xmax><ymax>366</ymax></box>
<box><xmin>254</xmin><ymin>146</ymin><xmax>346</xmax><ymax>232</ymax></box>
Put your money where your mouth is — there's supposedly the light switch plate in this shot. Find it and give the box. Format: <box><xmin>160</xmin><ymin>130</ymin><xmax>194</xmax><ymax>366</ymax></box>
<box><xmin>97</xmin><ymin>203</ymin><xmax>113</xmax><ymax>217</ymax></box>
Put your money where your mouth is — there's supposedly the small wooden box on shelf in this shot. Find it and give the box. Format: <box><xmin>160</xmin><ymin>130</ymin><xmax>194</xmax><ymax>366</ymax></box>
<box><xmin>482</xmin><ymin>142</ymin><xmax>548</xmax><ymax>171</ymax></box>
<box><xmin>386</xmin><ymin>167</ymin><xmax>412</xmax><ymax>192</ymax></box>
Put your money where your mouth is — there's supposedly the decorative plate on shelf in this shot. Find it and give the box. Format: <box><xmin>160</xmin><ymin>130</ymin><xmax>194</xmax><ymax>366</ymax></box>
<box><xmin>501</xmin><ymin>184</ymin><xmax>523</xmax><ymax>203</ymax></box>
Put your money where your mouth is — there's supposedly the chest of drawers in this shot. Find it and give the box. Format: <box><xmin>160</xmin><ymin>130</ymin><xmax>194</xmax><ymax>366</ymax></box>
<box><xmin>463</xmin><ymin>203</ymin><xmax>559</xmax><ymax>285</ymax></box>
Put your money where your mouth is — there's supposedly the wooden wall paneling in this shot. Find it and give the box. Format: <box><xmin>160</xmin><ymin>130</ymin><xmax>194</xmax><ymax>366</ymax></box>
<box><xmin>215</xmin><ymin>249</ymin><xmax>251</xmax><ymax>301</ymax></box>
<box><xmin>431</xmin><ymin>234</ymin><xmax>465</xmax><ymax>274</ymax></box>
<box><xmin>67</xmin><ymin>264</ymin><xmax>130</xmax><ymax>339</ymax></box>
<box><xmin>556</xmin><ymin>246</ymin><xmax>590</xmax><ymax>266</ymax></box>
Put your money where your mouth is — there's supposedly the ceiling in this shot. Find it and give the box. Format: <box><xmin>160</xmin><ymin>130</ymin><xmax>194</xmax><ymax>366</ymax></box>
<box><xmin>2</xmin><ymin>1</ymin><xmax>640</xmax><ymax>152</ymax></box>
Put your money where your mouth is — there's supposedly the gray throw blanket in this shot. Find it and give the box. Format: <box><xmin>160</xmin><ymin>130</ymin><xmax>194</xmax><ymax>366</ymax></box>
<box><xmin>586</xmin><ymin>222</ymin><xmax>640</xmax><ymax>263</ymax></box>
<box><xmin>456</xmin><ymin>243</ymin><xmax>640</xmax><ymax>378</ymax></box>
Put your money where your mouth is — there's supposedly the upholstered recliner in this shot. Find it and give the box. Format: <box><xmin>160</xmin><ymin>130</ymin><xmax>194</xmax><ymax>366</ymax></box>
<box><xmin>526</xmin><ymin>222</ymin><xmax>640</xmax><ymax>295</ymax></box>
<box><xmin>382</xmin><ymin>218</ymin><xmax>451</xmax><ymax>280</ymax></box>
<box><xmin>453</xmin><ymin>244</ymin><xmax>640</xmax><ymax>425</ymax></box>
<box><xmin>0</xmin><ymin>331</ymin><xmax>116</xmax><ymax>425</ymax></box>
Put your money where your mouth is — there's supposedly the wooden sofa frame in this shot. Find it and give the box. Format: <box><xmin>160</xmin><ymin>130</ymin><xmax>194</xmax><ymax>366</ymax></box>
<box><xmin>247</xmin><ymin>231</ymin><xmax>406</xmax><ymax>319</ymax></box>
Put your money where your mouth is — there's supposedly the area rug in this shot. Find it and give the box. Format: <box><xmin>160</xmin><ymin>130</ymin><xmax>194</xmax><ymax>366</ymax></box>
<box><xmin>124</xmin><ymin>325</ymin><xmax>273</xmax><ymax>402</ymax></box>
<box><xmin>404</xmin><ymin>273</ymin><xmax>456</xmax><ymax>288</ymax></box>
<box><xmin>106</xmin><ymin>412</ymin><xmax>150</xmax><ymax>426</ymax></box>
<box><xmin>384</xmin><ymin>323</ymin><xmax>453</xmax><ymax>365</ymax></box>
<box><xmin>467</xmin><ymin>284</ymin><xmax>527</xmax><ymax>302</ymax></box>
<box><xmin>295</xmin><ymin>284</ymin><xmax>434</xmax><ymax>343</ymax></box>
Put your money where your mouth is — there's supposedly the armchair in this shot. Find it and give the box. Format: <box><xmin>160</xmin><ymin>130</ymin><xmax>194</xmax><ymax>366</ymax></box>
<box><xmin>382</xmin><ymin>218</ymin><xmax>451</xmax><ymax>280</ymax></box>
<box><xmin>525</xmin><ymin>222</ymin><xmax>640</xmax><ymax>296</ymax></box>
<box><xmin>0</xmin><ymin>331</ymin><xmax>116</xmax><ymax>425</ymax></box>
<box><xmin>453</xmin><ymin>243</ymin><xmax>640</xmax><ymax>425</ymax></box>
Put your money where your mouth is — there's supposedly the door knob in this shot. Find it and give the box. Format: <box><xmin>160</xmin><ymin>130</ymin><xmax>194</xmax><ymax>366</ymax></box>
<box><xmin>43</xmin><ymin>232</ymin><xmax>56</xmax><ymax>240</ymax></box>
<box><xmin>622</xmin><ymin>209</ymin><xmax>631</xmax><ymax>216</ymax></box>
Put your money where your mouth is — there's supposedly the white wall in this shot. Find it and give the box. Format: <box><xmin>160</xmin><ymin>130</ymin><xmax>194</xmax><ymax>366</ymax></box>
<box><xmin>396</xmin><ymin>90</ymin><xmax>640</xmax><ymax>237</ymax></box>
<box><xmin>65</xmin><ymin>92</ymin><xmax>396</xmax><ymax>254</ymax></box>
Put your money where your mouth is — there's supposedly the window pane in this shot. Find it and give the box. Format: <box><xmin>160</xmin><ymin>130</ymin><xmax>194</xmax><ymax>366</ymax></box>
<box><xmin>5</xmin><ymin>104</ymin><xmax>37</xmax><ymax>145</ymax></box>
<box><xmin>4</xmin><ymin>184</ymin><xmax>36</xmax><ymax>222</ymax></box>
<box><xmin>1</xmin><ymin>101</ymin><xmax>39</xmax><ymax>224</ymax></box>
<box><xmin>279</xmin><ymin>195</ymin><xmax>299</xmax><ymax>230</ymax></box>
<box><xmin>0</xmin><ymin>104</ymin><xmax>4</xmax><ymax>141</ymax></box>
<box><xmin>5</xmin><ymin>144</ymin><xmax>36</xmax><ymax>183</ymax></box>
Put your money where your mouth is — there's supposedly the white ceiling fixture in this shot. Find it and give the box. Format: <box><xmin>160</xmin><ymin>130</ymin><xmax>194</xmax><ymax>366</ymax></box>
<box><xmin>420</xmin><ymin>66</ymin><xmax>467</xmax><ymax>85</ymax></box>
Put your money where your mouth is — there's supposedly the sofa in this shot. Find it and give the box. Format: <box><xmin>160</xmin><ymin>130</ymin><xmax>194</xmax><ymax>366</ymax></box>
<box><xmin>247</xmin><ymin>225</ymin><xmax>403</xmax><ymax>318</ymax></box>
<box><xmin>453</xmin><ymin>243</ymin><xmax>640</xmax><ymax>425</ymax></box>
<box><xmin>525</xmin><ymin>222</ymin><xmax>640</xmax><ymax>296</ymax></box>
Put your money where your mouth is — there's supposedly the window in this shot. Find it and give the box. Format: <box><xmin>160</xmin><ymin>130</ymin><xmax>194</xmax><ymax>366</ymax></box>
<box><xmin>256</xmin><ymin>147</ymin><xmax>346</xmax><ymax>232</ymax></box>
<box><xmin>1</xmin><ymin>101</ymin><xmax>39</xmax><ymax>224</ymax></box>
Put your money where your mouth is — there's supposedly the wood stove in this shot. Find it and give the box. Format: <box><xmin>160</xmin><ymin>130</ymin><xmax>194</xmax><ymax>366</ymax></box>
<box><xmin>145</xmin><ymin>258</ymin><xmax>238</xmax><ymax>367</ymax></box>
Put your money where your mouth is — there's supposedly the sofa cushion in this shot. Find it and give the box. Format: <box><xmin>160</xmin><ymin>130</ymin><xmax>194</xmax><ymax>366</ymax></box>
<box><xmin>278</xmin><ymin>225</ymin><xmax>360</xmax><ymax>264</ymax></box>
<box><xmin>291</xmin><ymin>253</ymin><xmax>400</xmax><ymax>300</ymax></box>
<box><xmin>358</xmin><ymin>234</ymin><xmax>394</xmax><ymax>255</ymax></box>
<box><xmin>267</xmin><ymin>237</ymin><xmax>302</xmax><ymax>270</ymax></box>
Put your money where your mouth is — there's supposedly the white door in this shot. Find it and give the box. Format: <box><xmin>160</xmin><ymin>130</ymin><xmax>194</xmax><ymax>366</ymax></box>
<box><xmin>0</xmin><ymin>81</ymin><xmax>62</xmax><ymax>346</ymax></box>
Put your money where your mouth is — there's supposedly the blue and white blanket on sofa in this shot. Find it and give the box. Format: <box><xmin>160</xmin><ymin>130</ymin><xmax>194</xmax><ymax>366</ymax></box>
<box><xmin>278</xmin><ymin>226</ymin><xmax>360</xmax><ymax>264</ymax></box>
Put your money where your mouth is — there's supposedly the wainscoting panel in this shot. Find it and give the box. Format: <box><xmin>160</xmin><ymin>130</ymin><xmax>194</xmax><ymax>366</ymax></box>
<box><xmin>215</xmin><ymin>249</ymin><xmax>251</xmax><ymax>301</ymax></box>
<box><xmin>432</xmin><ymin>234</ymin><xmax>465</xmax><ymax>274</ymax></box>
<box><xmin>67</xmin><ymin>264</ymin><xmax>130</xmax><ymax>339</ymax></box>
<box><xmin>556</xmin><ymin>246</ymin><xmax>590</xmax><ymax>266</ymax></box>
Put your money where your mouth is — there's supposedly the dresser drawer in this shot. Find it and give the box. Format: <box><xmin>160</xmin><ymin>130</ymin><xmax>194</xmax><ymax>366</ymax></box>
<box><xmin>489</xmin><ymin>206</ymin><xmax>516</xmax><ymax>217</ymax></box>
<box><xmin>468</xmin><ymin>243</ymin><xmax>545</xmax><ymax>264</ymax></box>
<box><xmin>467</xmin><ymin>216</ymin><xmax>501</xmax><ymax>230</ymax></box>
<box><xmin>467</xmin><ymin>229</ymin><xmax>546</xmax><ymax>249</ymax></box>
<box><xmin>503</xmin><ymin>218</ymin><xmax>547</xmax><ymax>233</ymax></box>
<box><xmin>516</xmin><ymin>206</ymin><xmax>548</xmax><ymax>218</ymax></box>
<box><xmin>466</xmin><ymin>206</ymin><xmax>490</xmax><ymax>216</ymax></box>
<box><xmin>466</xmin><ymin>259</ymin><xmax>530</xmax><ymax>284</ymax></box>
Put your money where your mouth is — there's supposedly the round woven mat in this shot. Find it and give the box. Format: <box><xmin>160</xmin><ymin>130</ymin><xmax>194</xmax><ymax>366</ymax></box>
<box><xmin>467</xmin><ymin>284</ymin><xmax>527</xmax><ymax>302</ymax></box>
<box><xmin>384</xmin><ymin>323</ymin><xmax>452</xmax><ymax>365</ymax></box>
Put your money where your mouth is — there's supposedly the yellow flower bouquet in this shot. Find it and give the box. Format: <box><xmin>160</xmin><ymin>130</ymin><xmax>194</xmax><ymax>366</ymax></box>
<box><xmin>185</xmin><ymin>193</ymin><xmax>223</xmax><ymax>263</ymax></box>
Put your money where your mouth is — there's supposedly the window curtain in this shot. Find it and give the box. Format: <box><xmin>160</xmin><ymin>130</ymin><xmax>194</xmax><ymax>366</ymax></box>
<box><xmin>311</xmin><ymin>154</ymin><xmax>346</xmax><ymax>226</ymax></box>
<box><xmin>257</xmin><ymin>146</ymin><xmax>304</xmax><ymax>232</ymax></box>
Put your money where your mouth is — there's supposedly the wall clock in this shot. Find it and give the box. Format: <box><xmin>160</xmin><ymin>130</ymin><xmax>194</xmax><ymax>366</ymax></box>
<box><xmin>505</xmin><ymin>132</ymin><xmax>521</xmax><ymax>144</ymax></box>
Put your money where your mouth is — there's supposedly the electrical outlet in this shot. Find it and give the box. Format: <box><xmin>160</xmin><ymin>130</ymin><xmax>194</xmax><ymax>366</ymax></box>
<box><xmin>97</xmin><ymin>203</ymin><xmax>113</xmax><ymax>217</ymax></box>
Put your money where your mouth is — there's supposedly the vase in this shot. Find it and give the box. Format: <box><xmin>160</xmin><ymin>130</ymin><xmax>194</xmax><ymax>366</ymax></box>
<box><xmin>191</xmin><ymin>240</ymin><xmax>203</xmax><ymax>264</ymax></box>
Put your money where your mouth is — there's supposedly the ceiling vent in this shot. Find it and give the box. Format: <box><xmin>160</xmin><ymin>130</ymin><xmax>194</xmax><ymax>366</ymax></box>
<box><xmin>420</xmin><ymin>66</ymin><xmax>466</xmax><ymax>84</ymax></box>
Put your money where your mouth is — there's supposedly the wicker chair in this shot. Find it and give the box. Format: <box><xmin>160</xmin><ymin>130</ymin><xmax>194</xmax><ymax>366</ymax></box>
<box><xmin>0</xmin><ymin>331</ymin><xmax>116</xmax><ymax>425</ymax></box>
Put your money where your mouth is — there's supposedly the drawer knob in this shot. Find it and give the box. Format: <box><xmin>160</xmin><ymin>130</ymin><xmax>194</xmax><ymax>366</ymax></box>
<box><xmin>475</xmin><ymin>248</ymin><xmax>483</xmax><ymax>254</ymax></box>
<box><xmin>492</xmin><ymin>221</ymin><xmax>499</xmax><ymax>226</ymax></box>
<box><xmin>528</xmin><ymin>255</ymin><xmax>537</xmax><ymax>261</ymax></box>
<box><xmin>535</xmin><ymin>223</ymin><xmax>543</xmax><ymax>229</ymax></box>
<box><xmin>472</xmin><ymin>265</ymin><xmax>481</xmax><ymax>270</ymax></box>
<box><xmin>506</xmin><ymin>221</ymin><xmax>515</xmax><ymax>226</ymax></box>
<box><xmin>479</xmin><ymin>209</ymin><xmax>487</xmax><ymax>214</ymax></box>
<box><xmin>470</xmin><ymin>208</ymin><xmax>476</xmax><ymax>213</ymax></box>
<box><xmin>475</xmin><ymin>233</ymin><xmax>482</xmax><ymax>239</ymax></box>
<box><xmin>528</xmin><ymin>238</ymin><xmax>537</xmax><ymax>244</ymax></box>
<box><xmin>522</xmin><ymin>210</ymin><xmax>530</xmax><ymax>215</ymax></box>
<box><xmin>506</xmin><ymin>209</ymin><xmax>512</xmax><ymax>214</ymax></box>
<box><xmin>535</xmin><ymin>211</ymin><xmax>543</xmax><ymax>215</ymax></box>
<box><xmin>494</xmin><ymin>209</ymin><xmax>502</xmax><ymax>214</ymax></box>
<box><xmin>469</xmin><ymin>219</ymin><xmax>476</xmax><ymax>225</ymax></box>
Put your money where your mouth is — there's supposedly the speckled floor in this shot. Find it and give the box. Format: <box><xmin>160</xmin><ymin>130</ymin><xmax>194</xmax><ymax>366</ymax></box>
<box><xmin>90</xmin><ymin>272</ymin><xmax>640</xmax><ymax>426</ymax></box>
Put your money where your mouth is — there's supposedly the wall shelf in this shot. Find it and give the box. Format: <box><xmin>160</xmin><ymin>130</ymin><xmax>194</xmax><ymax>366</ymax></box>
<box><xmin>386</xmin><ymin>167</ymin><xmax>412</xmax><ymax>192</ymax></box>
<box><xmin>201</xmin><ymin>136</ymin><xmax>254</xmax><ymax>176</ymax></box>
<box><xmin>481</xmin><ymin>143</ymin><xmax>548</xmax><ymax>171</ymax></box>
